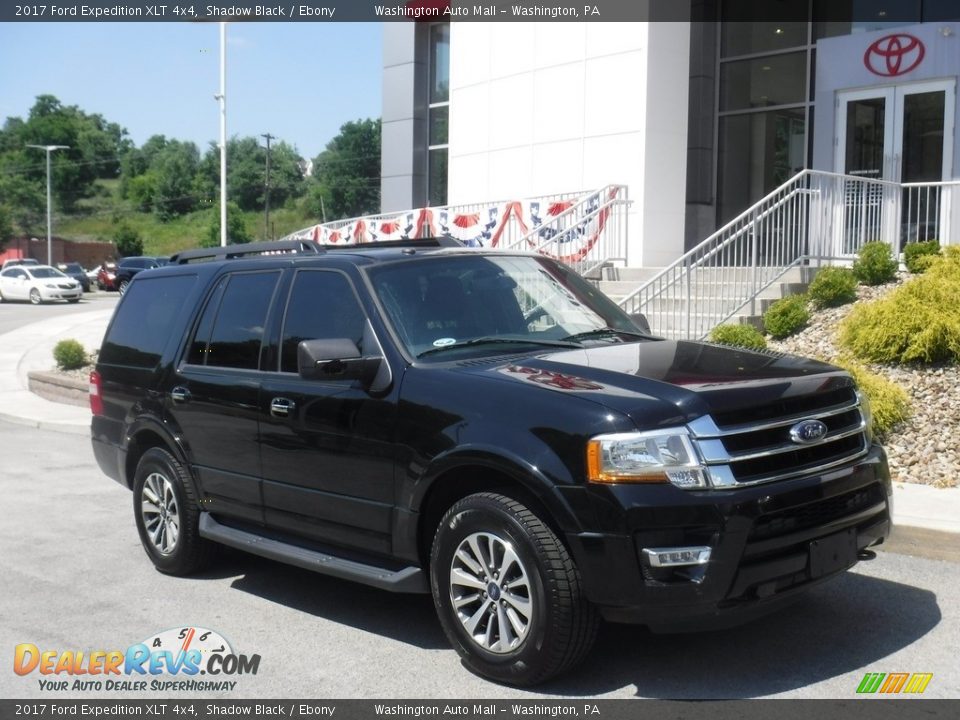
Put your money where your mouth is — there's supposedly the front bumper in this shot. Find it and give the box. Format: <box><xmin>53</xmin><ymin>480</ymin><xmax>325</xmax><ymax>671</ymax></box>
<box><xmin>40</xmin><ymin>287</ymin><xmax>82</xmax><ymax>301</ymax></box>
<box><xmin>563</xmin><ymin>443</ymin><xmax>891</xmax><ymax>631</ymax></box>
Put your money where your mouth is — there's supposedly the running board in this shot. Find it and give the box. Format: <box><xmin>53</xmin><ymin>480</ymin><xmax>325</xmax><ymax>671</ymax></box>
<box><xmin>198</xmin><ymin>513</ymin><xmax>428</xmax><ymax>593</ymax></box>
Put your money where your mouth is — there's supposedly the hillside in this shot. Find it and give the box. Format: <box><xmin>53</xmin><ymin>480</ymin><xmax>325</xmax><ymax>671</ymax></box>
<box><xmin>56</xmin><ymin>180</ymin><xmax>319</xmax><ymax>257</ymax></box>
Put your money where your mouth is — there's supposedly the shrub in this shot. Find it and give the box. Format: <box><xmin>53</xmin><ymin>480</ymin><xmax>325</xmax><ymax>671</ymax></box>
<box><xmin>53</xmin><ymin>339</ymin><xmax>88</xmax><ymax>371</ymax></box>
<box><xmin>903</xmin><ymin>240</ymin><xmax>940</xmax><ymax>274</ymax></box>
<box><xmin>852</xmin><ymin>241</ymin><xmax>898</xmax><ymax>285</ymax></box>
<box><xmin>113</xmin><ymin>223</ymin><xmax>143</xmax><ymax>258</ymax></box>
<box><xmin>808</xmin><ymin>267</ymin><xmax>858</xmax><ymax>309</ymax></box>
<box><xmin>838</xmin><ymin>248</ymin><xmax>960</xmax><ymax>363</ymax></box>
<box><xmin>834</xmin><ymin>359</ymin><xmax>911</xmax><ymax>438</ymax></box>
<box><xmin>763</xmin><ymin>295</ymin><xmax>809</xmax><ymax>339</ymax></box>
<box><xmin>709</xmin><ymin>323</ymin><xmax>768</xmax><ymax>351</ymax></box>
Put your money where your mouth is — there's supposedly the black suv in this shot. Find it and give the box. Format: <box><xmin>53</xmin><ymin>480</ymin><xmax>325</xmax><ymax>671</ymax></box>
<box><xmin>115</xmin><ymin>256</ymin><xmax>163</xmax><ymax>295</ymax></box>
<box><xmin>91</xmin><ymin>239</ymin><xmax>891</xmax><ymax>685</ymax></box>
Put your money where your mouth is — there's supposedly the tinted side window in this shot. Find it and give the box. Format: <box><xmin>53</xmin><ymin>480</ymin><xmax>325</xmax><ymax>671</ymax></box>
<box><xmin>100</xmin><ymin>275</ymin><xmax>197</xmax><ymax>368</ymax></box>
<box><xmin>186</xmin><ymin>277</ymin><xmax>227</xmax><ymax>365</ymax></box>
<box><xmin>280</xmin><ymin>271</ymin><xmax>366</xmax><ymax>373</ymax></box>
<box><xmin>205</xmin><ymin>272</ymin><xmax>280</xmax><ymax>370</ymax></box>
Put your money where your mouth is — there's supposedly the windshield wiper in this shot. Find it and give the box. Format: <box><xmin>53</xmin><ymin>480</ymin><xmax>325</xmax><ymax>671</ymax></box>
<box><xmin>417</xmin><ymin>336</ymin><xmax>581</xmax><ymax>358</ymax></box>
<box><xmin>561</xmin><ymin>327</ymin><xmax>655</xmax><ymax>343</ymax></box>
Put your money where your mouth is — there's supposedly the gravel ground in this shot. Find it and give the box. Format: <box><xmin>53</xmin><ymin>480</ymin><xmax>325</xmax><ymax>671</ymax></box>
<box><xmin>768</xmin><ymin>272</ymin><xmax>960</xmax><ymax>489</ymax></box>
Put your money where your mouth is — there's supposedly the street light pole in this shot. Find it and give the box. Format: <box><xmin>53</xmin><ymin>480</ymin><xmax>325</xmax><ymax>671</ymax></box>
<box><xmin>261</xmin><ymin>133</ymin><xmax>275</xmax><ymax>240</ymax></box>
<box><xmin>215</xmin><ymin>22</ymin><xmax>227</xmax><ymax>247</ymax></box>
<box><xmin>26</xmin><ymin>144</ymin><xmax>69</xmax><ymax>265</ymax></box>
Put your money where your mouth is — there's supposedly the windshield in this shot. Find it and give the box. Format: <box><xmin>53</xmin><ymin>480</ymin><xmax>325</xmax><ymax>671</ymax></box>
<box><xmin>368</xmin><ymin>254</ymin><xmax>644</xmax><ymax>359</ymax></box>
<box><xmin>29</xmin><ymin>268</ymin><xmax>65</xmax><ymax>279</ymax></box>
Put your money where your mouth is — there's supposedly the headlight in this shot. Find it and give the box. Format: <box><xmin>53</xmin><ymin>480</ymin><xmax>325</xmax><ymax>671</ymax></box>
<box><xmin>586</xmin><ymin>429</ymin><xmax>708</xmax><ymax>489</ymax></box>
<box><xmin>856</xmin><ymin>389</ymin><xmax>874</xmax><ymax>441</ymax></box>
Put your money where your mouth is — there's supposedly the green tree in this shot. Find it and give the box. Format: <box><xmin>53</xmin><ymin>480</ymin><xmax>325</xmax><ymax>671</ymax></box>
<box><xmin>205</xmin><ymin>201</ymin><xmax>252</xmax><ymax>247</ymax></box>
<box><xmin>197</xmin><ymin>136</ymin><xmax>304</xmax><ymax>213</ymax></box>
<box><xmin>0</xmin><ymin>95</ymin><xmax>131</xmax><ymax>225</ymax></box>
<box><xmin>151</xmin><ymin>140</ymin><xmax>201</xmax><ymax>220</ymax></box>
<box><xmin>17</xmin><ymin>95</ymin><xmax>131</xmax><ymax>211</ymax></box>
<box><xmin>113</xmin><ymin>223</ymin><xmax>143</xmax><ymax>257</ymax></box>
<box><xmin>309</xmin><ymin>118</ymin><xmax>380</xmax><ymax>220</ymax></box>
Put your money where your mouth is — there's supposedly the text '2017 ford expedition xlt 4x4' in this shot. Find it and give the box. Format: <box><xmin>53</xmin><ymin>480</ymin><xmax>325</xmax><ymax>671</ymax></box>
<box><xmin>91</xmin><ymin>239</ymin><xmax>891</xmax><ymax>686</ymax></box>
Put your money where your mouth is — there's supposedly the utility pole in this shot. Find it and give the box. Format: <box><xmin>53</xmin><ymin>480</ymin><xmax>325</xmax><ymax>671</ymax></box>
<box><xmin>261</xmin><ymin>133</ymin><xmax>275</xmax><ymax>240</ymax></box>
<box><xmin>26</xmin><ymin>144</ymin><xmax>69</xmax><ymax>265</ymax></box>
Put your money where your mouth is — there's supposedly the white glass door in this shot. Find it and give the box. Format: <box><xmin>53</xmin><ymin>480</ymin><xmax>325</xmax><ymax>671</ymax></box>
<box><xmin>835</xmin><ymin>80</ymin><xmax>954</xmax><ymax>253</ymax></box>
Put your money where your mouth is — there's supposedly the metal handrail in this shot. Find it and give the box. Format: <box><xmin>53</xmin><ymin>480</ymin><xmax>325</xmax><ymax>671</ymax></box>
<box><xmin>499</xmin><ymin>184</ymin><xmax>630</xmax><ymax>277</ymax></box>
<box><xmin>619</xmin><ymin>170</ymin><xmax>957</xmax><ymax>339</ymax></box>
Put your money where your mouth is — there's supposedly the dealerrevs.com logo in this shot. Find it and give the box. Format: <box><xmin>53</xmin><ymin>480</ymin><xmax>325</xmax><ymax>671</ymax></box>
<box><xmin>13</xmin><ymin>627</ymin><xmax>260</xmax><ymax>692</ymax></box>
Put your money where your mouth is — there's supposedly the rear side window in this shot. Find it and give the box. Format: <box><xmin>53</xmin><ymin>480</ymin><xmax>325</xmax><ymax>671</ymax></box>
<box><xmin>100</xmin><ymin>275</ymin><xmax>197</xmax><ymax>368</ymax></box>
<box><xmin>190</xmin><ymin>271</ymin><xmax>280</xmax><ymax>370</ymax></box>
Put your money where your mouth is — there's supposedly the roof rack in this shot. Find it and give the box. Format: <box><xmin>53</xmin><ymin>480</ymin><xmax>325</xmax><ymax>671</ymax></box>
<box><xmin>323</xmin><ymin>237</ymin><xmax>464</xmax><ymax>250</ymax></box>
<box><xmin>170</xmin><ymin>240</ymin><xmax>322</xmax><ymax>265</ymax></box>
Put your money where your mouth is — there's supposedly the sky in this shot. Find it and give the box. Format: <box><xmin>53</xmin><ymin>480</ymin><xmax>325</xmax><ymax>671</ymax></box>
<box><xmin>0</xmin><ymin>22</ymin><xmax>383</xmax><ymax>161</ymax></box>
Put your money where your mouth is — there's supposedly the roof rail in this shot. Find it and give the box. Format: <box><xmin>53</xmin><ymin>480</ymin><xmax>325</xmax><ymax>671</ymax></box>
<box><xmin>323</xmin><ymin>237</ymin><xmax>465</xmax><ymax>250</ymax></box>
<box><xmin>170</xmin><ymin>240</ymin><xmax>322</xmax><ymax>265</ymax></box>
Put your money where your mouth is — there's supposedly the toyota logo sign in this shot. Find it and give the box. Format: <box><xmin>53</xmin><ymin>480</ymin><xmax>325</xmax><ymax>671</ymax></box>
<box><xmin>864</xmin><ymin>34</ymin><xmax>925</xmax><ymax>77</ymax></box>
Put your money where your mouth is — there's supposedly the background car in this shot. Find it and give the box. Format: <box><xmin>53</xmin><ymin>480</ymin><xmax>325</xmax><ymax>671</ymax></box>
<box><xmin>97</xmin><ymin>262</ymin><xmax>117</xmax><ymax>291</ymax></box>
<box><xmin>57</xmin><ymin>262</ymin><xmax>92</xmax><ymax>293</ymax></box>
<box><xmin>0</xmin><ymin>264</ymin><xmax>82</xmax><ymax>304</ymax></box>
<box><xmin>115</xmin><ymin>256</ymin><xmax>163</xmax><ymax>294</ymax></box>
<box><xmin>1</xmin><ymin>258</ymin><xmax>40</xmax><ymax>271</ymax></box>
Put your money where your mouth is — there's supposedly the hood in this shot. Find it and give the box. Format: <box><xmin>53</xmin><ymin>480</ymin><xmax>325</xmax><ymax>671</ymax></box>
<box><xmin>458</xmin><ymin>340</ymin><xmax>852</xmax><ymax>428</ymax></box>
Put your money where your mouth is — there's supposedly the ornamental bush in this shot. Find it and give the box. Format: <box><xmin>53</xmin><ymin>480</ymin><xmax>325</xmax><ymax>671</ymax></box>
<box><xmin>808</xmin><ymin>267</ymin><xmax>858</xmax><ymax>309</ymax></box>
<box><xmin>53</xmin><ymin>339</ymin><xmax>88</xmax><ymax>371</ymax></box>
<box><xmin>852</xmin><ymin>241</ymin><xmax>898</xmax><ymax>285</ymax></box>
<box><xmin>903</xmin><ymin>240</ymin><xmax>940</xmax><ymax>274</ymax></box>
<box><xmin>834</xmin><ymin>359</ymin><xmax>911</xmax><ymax>438</ymax></box>
<box><xmin>763</xmin><ymin>294</ymin><xmax>810</xmax><ymax>339</ymax></box>
<box><xmin>838</xmin><ymin>248</ymin><xmax>960</xmax><ymax>364</ymax></box>
<box><xmin>709</xmin><ymin>323</ymin><xmax>768</xmax><ymax>351</ymax></box>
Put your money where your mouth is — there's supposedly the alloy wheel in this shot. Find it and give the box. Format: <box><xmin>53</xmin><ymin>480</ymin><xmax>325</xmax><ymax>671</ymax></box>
<box><xmin>448</xmin><ymin>531</ymin><xmax>533</xmax><ymax>654</ymax></box>
<box><xmin>140</xmin><ymin>472</ymin><xmax>180</xmax><ymax>555</ymax></box>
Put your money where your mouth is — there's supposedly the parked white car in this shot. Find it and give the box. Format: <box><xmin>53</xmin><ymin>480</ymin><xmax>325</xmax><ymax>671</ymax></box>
<box><xmin>0</xmin><ymin>264</ymin><xmax>82</xmax><ymax>304</ymax></box>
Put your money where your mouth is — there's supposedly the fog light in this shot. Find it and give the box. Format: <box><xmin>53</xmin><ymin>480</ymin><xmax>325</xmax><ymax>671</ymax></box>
<box><xmin>642</xmin><ymin>546</ymin><xmax>712</xmax><ymax>568</ymax></box>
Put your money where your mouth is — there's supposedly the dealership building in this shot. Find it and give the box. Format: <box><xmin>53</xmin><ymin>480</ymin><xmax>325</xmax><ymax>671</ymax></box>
<box><xmin>378</xmin><ymin>1</ymin><xmax>960</xmax><ymax>269</ymax></box>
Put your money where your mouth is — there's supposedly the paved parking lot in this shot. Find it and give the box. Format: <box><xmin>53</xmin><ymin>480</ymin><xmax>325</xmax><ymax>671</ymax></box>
<box><xmin>1</xmin><ymin>421</ymin><xmax>957</xmax><ymax>699</ymax></box>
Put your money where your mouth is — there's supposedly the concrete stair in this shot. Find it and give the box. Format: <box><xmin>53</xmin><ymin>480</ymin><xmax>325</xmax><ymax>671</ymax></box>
<box><xmin>599</xmin><ymin>264</ymin><xmax>819</xmax><ymax>339</ymax></box>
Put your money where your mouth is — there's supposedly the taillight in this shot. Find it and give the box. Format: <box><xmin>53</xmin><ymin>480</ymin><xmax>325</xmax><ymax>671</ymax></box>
<box><xmin>89</xmin><ymin>370</ymin><xmax>104</xmax><ymax>416</ymax></box>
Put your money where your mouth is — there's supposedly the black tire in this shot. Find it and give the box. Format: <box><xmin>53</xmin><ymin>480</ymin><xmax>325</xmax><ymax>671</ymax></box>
<box><xmin>68</xmin><ymin>298</ymin><xmax>80</xmax><ymax>303</ymax></box>
<box><xmin>29</xmin><ymin>288</ymin><xmax>42</xmax><ymax>305</ymax></box>
<box><xmin>430</xmin><ymin>492</ymin><xmax>599</xmax><ymax>686</ymax></box>
<box><xmin>118</xmin><ymin>279</ymin><xmax>129</xmax><ymax>295</ymax></box>
<box><xmin>132</xmin><ymin>447</ymin><xmax>216</xmax><ymax>575</ymax></box>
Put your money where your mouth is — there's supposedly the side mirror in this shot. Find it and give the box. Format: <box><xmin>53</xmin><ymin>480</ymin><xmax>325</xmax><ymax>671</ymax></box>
<box><xmin>297</xmin><ymin>338</ymin><xmax>382</xmax><ymax>385</ymax></box>
<box><xmin>628</xmin><ymin>312</ymin><xmax>652</xmax><ymax>335</ymax></box>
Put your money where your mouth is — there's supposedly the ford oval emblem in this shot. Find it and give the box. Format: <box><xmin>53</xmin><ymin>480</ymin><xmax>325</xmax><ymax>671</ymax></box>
<box><xmin>789</xmin><ymin>419</ymin><xmax>828</xmax><ymax>444</ymax></box>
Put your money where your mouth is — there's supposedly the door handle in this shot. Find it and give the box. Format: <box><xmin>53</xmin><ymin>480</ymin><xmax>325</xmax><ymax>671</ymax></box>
<box><xmin>270</xmin><ymin>397</ymin><xmax>296</xmax><ymax>418</ymax></box>
<box><xmin>170</xmin><ymin>386</ymin><xmax>191</xmax><ymax>404</ymax></box>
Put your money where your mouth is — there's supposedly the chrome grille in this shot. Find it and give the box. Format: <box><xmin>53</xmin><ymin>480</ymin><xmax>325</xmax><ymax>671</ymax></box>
<box><xmin>688</xmin><ymin>390</ymin><xmax>869</xmax><ymax>489</ymax></box>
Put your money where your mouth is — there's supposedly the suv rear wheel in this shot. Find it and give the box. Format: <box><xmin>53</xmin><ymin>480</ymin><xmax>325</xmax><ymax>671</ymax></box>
<box><xmin>430</xmin><ymin>492</ymin><xmax>598</xmax><ymax>686</ymax></box>
<box><xmin>132</xmin><ymin>447</ymin><xmax>216</xmax><ymax>575</ymax></box>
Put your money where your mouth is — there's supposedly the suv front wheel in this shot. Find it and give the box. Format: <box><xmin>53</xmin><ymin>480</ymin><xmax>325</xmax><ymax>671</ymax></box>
<box><xmin>132</xmin><ymin>447</ymin><xmax>216</xmax><ymax>575</ymax></box>
<box><xmin>430</xmin><ymin>492</ymin><xmax>598</xmax><ymax>686</ymax></box>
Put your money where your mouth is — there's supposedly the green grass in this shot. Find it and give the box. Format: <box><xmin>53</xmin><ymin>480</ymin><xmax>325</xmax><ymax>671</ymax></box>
<box><xmin>57</xmin><ymin>181</ymin><xmax>319</xmax><ymax>256</ymax></box>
